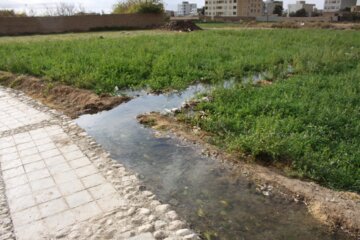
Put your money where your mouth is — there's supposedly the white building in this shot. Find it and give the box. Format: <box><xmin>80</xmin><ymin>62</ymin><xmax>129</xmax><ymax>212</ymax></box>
<box><xmin>324</xmin><ymin>0</ymin><xmax>357</xmax><ymax>12</ymax></box>
<box><xmin>205</xmin><ymin>0</ymin><xmax>264</xmax><ymax>17</ymax></box>
<box><xmin>288</xmin><ymin>1</ymin><xmax>315</xmax><ymax>16</ymax></box>
<box><xmin>177</xmin><ymin>1</ymin><xmax>198</xmax><ymax>16</ymax></box>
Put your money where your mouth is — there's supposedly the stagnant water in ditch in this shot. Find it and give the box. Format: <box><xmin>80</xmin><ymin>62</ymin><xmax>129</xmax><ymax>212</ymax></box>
<box><xmin>76</xmin><ymin>84</ymin><xmax>351</xmax><ymax>240</ymax></box>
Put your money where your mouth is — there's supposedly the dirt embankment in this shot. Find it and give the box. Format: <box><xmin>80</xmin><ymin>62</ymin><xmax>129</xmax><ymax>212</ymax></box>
<box><xmin>137</xmin><ymin>112</ymin><xmax>360</xmax><ymax>238</ymax></box>
<box><xmin>0</xmin><ymin>71</ymin><xmax>130</xmax><ymax>118</ymax></box>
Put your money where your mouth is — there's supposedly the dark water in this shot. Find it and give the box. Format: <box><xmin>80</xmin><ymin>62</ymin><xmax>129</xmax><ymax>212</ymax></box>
<box><xmin>76</xmin><ymin>85</ymin><xmax>351</xmax><ymax>240</ymax></box>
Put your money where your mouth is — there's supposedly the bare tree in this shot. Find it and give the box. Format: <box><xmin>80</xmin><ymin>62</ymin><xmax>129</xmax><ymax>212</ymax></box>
<box><xmin>44</xmin><ymin>2</ymin><xmax>87</xmax><ymax>16</ymax></box>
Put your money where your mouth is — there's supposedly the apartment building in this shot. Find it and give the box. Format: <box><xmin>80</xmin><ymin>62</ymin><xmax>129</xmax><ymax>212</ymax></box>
<box><xmin>324</xmin><ymin>0</ymin><xmax>356</xmax><ymax>12</ymax></box>
<box><xmin>205</xmin><ymin>0</ymin><xmax>264</xmax><ymax>17</ymax></box>
<box><xmin>177</xmin><ymin>1</ymin><xmax>198</xmax><ymax>16</ymax></box>
<box><xmin>288</xmin><ymin>1</ymin><xmax>315</xmax><ymax>15</ymax></box>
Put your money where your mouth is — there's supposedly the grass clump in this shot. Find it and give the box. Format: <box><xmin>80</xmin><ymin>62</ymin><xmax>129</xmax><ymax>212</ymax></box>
<box><xmin>190</xmin><ymin>68</ymin><xmax>360</xmax><ymax>192</ymax></box>
<box><xmin>0</xmin><ymin>29</ymin><xmax>359</xmax><ymax>93</ymax></box>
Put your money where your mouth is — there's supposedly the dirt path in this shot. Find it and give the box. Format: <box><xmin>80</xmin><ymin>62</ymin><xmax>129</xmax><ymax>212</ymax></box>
<box><xmin>138</xmin><ymin>112</ymin><xmax>360</xmax><ymax>238</ymax></box>
<box><xmin>0</xmin><ymin>87</ymin><xmax>198</xmax><ymax>240</ymax></box>
<box><xmin>0</xmin><ymin>71</ymin><xmax>130</xmax><ymax>119</ymax></box>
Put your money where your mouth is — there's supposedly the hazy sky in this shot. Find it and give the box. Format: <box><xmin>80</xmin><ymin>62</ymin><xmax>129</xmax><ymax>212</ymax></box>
<box><xmin>0</xmin><ymin>0</ymin><xmax>326</xmax><ymax>14</ymax></box>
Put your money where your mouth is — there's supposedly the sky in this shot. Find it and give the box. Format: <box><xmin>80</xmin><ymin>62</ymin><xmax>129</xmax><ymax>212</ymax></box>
<box><xmin>0</xmin><ymin>0</ymin><xmax>326</xmax><ymax>15</ymax></box>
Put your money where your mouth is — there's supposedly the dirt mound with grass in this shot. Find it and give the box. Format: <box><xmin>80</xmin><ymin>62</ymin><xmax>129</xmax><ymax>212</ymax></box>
<box><xmin>162</xmin><ymin>20</ymin><xmax>202</xmax><ymax>32</ymax></box>
<box><xmin>0</xmin><ymin>71</ymin><xmax>130</xmax><ymax>118</ymax></box>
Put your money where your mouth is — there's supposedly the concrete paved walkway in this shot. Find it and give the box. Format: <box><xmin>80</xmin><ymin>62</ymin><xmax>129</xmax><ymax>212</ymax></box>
<box><xmin>0</xmin><ymin>87</ymin><xmax>197</xmax><ymax>240</ymax></box>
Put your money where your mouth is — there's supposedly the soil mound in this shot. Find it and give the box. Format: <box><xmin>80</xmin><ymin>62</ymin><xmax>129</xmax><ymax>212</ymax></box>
<box><xmin>0</xmin><ymin>71</ymin><xmax>130</xmax><ymax>118</ymax></box>
<box><xmin>162</xmin><ymin>20</ymin><xmax>202</xmax><ymax>32</ymax></box>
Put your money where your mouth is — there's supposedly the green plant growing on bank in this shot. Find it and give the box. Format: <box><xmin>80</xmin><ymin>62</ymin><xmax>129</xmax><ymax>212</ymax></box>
<box><xmin>188</xmin><ymin>68</ymin><xmax>360</xmax><ymax>192</ymax></box>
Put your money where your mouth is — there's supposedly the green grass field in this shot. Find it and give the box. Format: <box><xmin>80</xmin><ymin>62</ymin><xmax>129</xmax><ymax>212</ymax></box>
<box><xmin>0</xmin><ymin>29</ymin><xmax>359</xmax><ymax>191</ymax></box>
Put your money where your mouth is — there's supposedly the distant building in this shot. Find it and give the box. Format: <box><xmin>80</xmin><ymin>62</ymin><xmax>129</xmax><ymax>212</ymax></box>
<box><xmin>264</xmin><ymin>0</ymin><xmax>283</xmax><ymax>15</ymax></box>
<box><xmin>288</xmin><ymin>1</ymin><xmax>316</xmax><ymax>16</ymax></box>
<box><xmin>177</xmin><ymin>1</ymin><xmax>198</xmax><ymax>16</ymax></box>
<box><xmin>324</xmin><ymin>0</ymin><xmax>356</xmax><ymax>12</ymax></box>
<box><xmin>351</xmin><ymin>0</ymin><xmax>360</xmax><ymax>11</ymax></box>
<box><xmin>205</xmin><ymin>0</ymin><xmax>264</xmax><ymax>17</ymax></box>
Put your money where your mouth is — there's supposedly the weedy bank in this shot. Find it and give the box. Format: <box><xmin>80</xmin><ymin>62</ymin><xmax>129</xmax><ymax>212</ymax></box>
<box><xmin>0</xmin><ymin>29</ymin><xmax>359</xmax><ymax>191</ymax></box>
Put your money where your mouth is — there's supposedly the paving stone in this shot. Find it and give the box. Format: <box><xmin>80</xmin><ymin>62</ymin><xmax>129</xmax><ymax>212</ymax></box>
<box><xmin>65</xmin><ymin>190</ymin><xmax>93</xmax><ymax>208</ymax></box>
<box><xmin>6</xmin><ymin>183</ymin><xmax>31</xmax><ymax>200</ymax></box>
<box><xmin>38</xmin><ymin>198</ymin><xmax>68</xmax><ymax>218</ymax></box>
<box><xmin>24</xmin><ymin>161</ymin><xmax>46</xmax><ymax>173</ymax></box>
<box><xmin>9</xmin><ymin>194</ymin><xmax>36</xmax><ymax>213</ymax></box>
<box><xmin>30</xmin><ymin>177</ymin><xmax>55</xmax><ymax>192</ymax></box>
<box><xmin>34</xmin><ymin>186</ymin><xmax>62</xmax><ymax>204</ymax></box>
<box><xmin>72</xmin><ymin>202</ymin><xmax>102</xmax><ymax>221</ymax></box>
<box><xmin>44</xmin><ymin>210</ymin><xmax>76</xmax><ymax>231</ymax></box>
<box><xmin>81</xmin><ymin>173</ymin><xmax>106</xmax><ymax>188</ymax></box>
<box><xmin>11</xmin><ymin>206</ymin><xmax>41</xmax><ymax>227</ymax></box>
<box><xmin>27</xmin><ymin>168</ymin><xmax>51</xmax><ymax>182</ymax></box>
<box><xmin>0</xmin><ymin>87</ymin><xmax>192</xmax><ymax>240</ymax></box>
<box><xmin>68</xmin><ymin>157</ymin><xmax>91</xmax><ymax>169</ymax></box>
<box><xmin>58</xmin><ymin>179</ymin><xmax>85</xmax><ymax>195</ymax></box>
<box><xmin>88</xmin><ymin>183</ymin><xmax>116</xmax><ymax>200</ymax></box>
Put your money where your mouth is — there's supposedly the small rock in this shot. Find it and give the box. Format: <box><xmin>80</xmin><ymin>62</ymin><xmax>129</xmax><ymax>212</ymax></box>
<box><xmin>138</xmin><ymin>223</ymin><xmax>154</xmax><ymax>233</ymax></box>
<box><xmin>184</xmin><ymin>233</ymin><xmax>198</xmax><ymax>240</ymax></box>
<box><xmin>168</xmin><ymin>220</ymin><xmax>186</xmax><ymax>230</ymax></box>
<box><xmin>155</xmin><ymin>220</ymin><xmax>167</xmax><ymax>230</ymax></box>
<box><xmin>165</xmin><ymin>211</ymin><xmax>178</xmax><ymax>220</ymax></box>
<box><xmin>155</xmin><ymin>204</ymin><xmax>170</xmax><ymax>213</ymax></box>
<box><xmin>154</xmin><ymin>230</ymin><xmax>167</xmax><ymax>239</ymax></box>
<box><xmin>127</xmin><ymin>207</ymin><xmax>136</xmax><ymax>216</ymax></box>
<box><xmin>138</xmin><ymin>208</ymin><xmax>151</xmax><ymax>216</ymax></box>
<box><xmin>176</xmin><ymin>229</ymin><xmax>193</xmax><ymax>236</ymax></box>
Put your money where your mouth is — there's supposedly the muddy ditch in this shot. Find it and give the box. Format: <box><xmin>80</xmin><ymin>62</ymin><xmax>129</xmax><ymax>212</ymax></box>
<box><xmin>137</xmin><ymin>112</ymin><xmax>360</xmax><ymax>238</ymax></box>
<box><xmin>0</xmin><ymin>71</ymin><xmax>130</xmax><ymax>118</ymax></box>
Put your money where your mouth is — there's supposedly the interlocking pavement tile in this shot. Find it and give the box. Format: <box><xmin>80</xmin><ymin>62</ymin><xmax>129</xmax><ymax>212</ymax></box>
<box><xmin>37</xmin><ymin>143</ymin><xmax>57</xmax><ymax>153</ymax></box>
<box><xmin>6</xmin><ymin>183</ymin><xmax>31</xmax><ymax>200</ymax></box>
<box><xmin>63</xmin><ymin>150</ymin><xmax>85</xmax><ymax>161</ymax></box>
<box><xmin>11</xmin><ymin>206</ymin><xmax>41</xmax><ymax>227</ymax></box>
<box><xmin>68</xmin><ymin>157</ymin><xmax>91</xmax><ymax>169</ymax></box>
<box><xmin>53</xmin><ymin>170</ymin><xmax>78</xmax><ymax>184</ymax></box>
<box><xmin>40</xmin><ymin>149</ymin><xmax>61</xmax><ymax>159</ymax></box>
<box><xmin>19</xmin><ymin>147</ymin><xmax>39</xmax><ymax>158</ymax></box>
<box><xmin>44</xmin><ymin>210</ymin><xmax>77</xmax><ymax>232</ymax></box>
<box><xmin>34</xmin><ymin>186</ymin><xmax>62</xmax><ymax>204</ymax></box>
<box><xmin>21</xmin><ymin>153</ymin><xmax>42</xmax><ymax>165</ymax></box>
<box><xmin>88</xmin><ymin>183</ymin><xmax>117</xmax><ymax>200</ymax></box>
<box><xmin>72</xmin><ymin>201</ymin><xmax>102</xmax><ymax>222</ymax></box>
<box><xmin>81</xmin><ymin>173</ymin><xmax>106</xmax><ymax>188</ymax></box>
<box><xmin>14</xmin><ymin>220</ymin><xmax>47</xmax><ymax>240</ymax></box>
<box><xmin>3</xmin><ymin>166</ymin><xmax>25</xmax><ymax>180</ymax></box>
<box><xmin>9</xmin><ymin>194</ymin><xmax>36</xmax><ymax>213</ymax></box>
<box><xmin>1</xmin><ymin>152</ymin><xmax>19</xmax><ymax>162</ymax></box>
<box><xmin>2</xmin><ymin>158</ymin><xmax>22</xmax><ymax>170</ymax></box>
<box><xmin>75</xmin><ymin>164</ymin><xmax>98</xmax><ymax>178</ymax></box>
<box><xmin>27</xmin><ymin>168</ymin><xmax>51</xmax><ymax>182</ymax></box>
<box><xmin>58</xmin><ymin>179</ymin><xmax>85</xmax><ymax>195</ymax></box>
<box><xmin>24</xmin><ymin>160</ymin><xmax>46</xmax><ymax>173</ymax></box>
<box><xmin>17</xmin><ymin>142</ymin><xmax>36</xmax><ymax>151</ymax></box>
<box><xmin>38</xmin><ymin>198</ymin><xmax>68</xmax><ymax>218</ymax></box>
<box><xmin>30</xmin><ymin>177</ymin><xmax>55</xmax><ymax>192</ymax></box>
<box><xmin>48</xmin><ymin>162</ymin><xmax>72</xmax><ymax>175</ymax></box>
<box><xmin>5</xmin><ymin>174</ymin><xmax>28</xmax><ymax>189</ymax></box>
<box><xmin>65</xmin><ymin>190</ymin><xmax>93</xmax><ymax>208</ymax></box>
<box><xmin>44</xmin><ymin>155</ymin><xmax>66</xmax><ymax>167</ymax></box>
